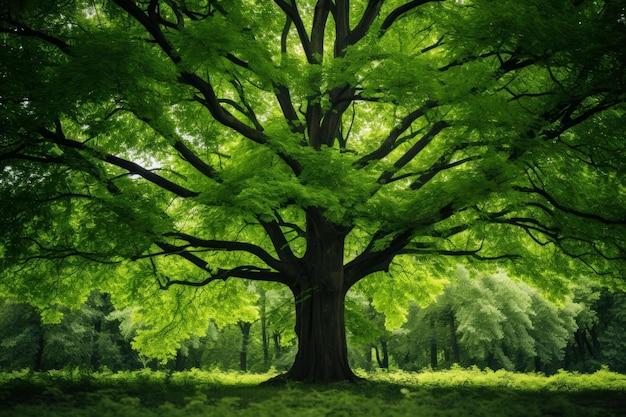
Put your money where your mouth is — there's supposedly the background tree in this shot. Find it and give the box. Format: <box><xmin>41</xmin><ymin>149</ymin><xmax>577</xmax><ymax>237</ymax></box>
<box><xmin>0</xmin><ymin>292</ymin><xmax>140</xmax><ymax>371</ymax></box>
<box><xmin>0</xmin><ymin>299</ymin><xmax>45</xmax><ymax>371</ymax></box>
<box><xmin>1</xmin><ymin>0</ymin><xmax>625</xmax><ymax>382</ymax></box>
<box><xmin>360</xmin><ymin>267</ymin><xmax>581</xmax><ymax>373</ymax></box>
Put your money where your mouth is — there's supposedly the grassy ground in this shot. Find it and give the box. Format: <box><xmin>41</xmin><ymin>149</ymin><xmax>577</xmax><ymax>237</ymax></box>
<box><xmin>1</xmin><ymin>367</ymin><xmax>625</xmax><ymax>416</ymax></box>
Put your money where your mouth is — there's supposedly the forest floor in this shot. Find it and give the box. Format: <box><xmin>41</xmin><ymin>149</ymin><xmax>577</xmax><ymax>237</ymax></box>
<box><xmin>0</xmin><ymin>367</ymin><xmax>625</xmax><ymax>416</ymax></box>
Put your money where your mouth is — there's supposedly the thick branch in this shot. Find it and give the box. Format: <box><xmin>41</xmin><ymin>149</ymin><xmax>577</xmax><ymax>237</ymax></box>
<box><xmin>355</xmin><ymin>100</ymin><xmax>438</xmax><ymax>167</ymax></box>
<box><xmin>514</xmin><ymin>186</ymin><xmax>626</xmax><ymax>225</ymax></box>
<box><xmin>275</xmin><ymin>84</ymin><xmax>305</xmax><ymax>136</ymax></box>
<box><xmin>310</xmin><ymin>0</ymin><xmax>331</xmax><ymax>62</ymax></box>
<box><xmin>344</xmin><ymin>230</ymin><xmax>415</xmax><ymax>289</ymax></box>
<box><xmin>159</xmin><ymin>267</ymin><xmax>285</xmax><ymax>289</ymax></box>
<box><xmin>379</xmin><ymin>0</ymin><xmax>444</xmax><ymax>36</ymax></box>
<box><xmin>187</xmin><ymin>73</ymin><xmax>303</xmax><ymax>175</ymax></box>
<box><xmin>183</xmin><ymin>72</ymin><xmax>265</xmax><ymax>143</ymax></box>
<box><xmin>112</xmin><ymin>0</ymin><xmax>180</xmax><ymax>62</ymax></box>
<box><xmin>153</xmin><ymin>241</ymin><xmax>288</xmax><ymax>287</ymax></box>
<box><xmin>38</xmin><ymin>124</ymin><xmax>199</xmax><ymax>198</ymax></box>
<box><xmin>333</xmin><ymin>0</ymin><xmax>351</xmax><ymax>56</ymax></box>
<box><xmin>258</xmin><ymin>219</ymin><xmax>303</xmax><ymax>274</ymax></box>
<box><xmin>273</xmin><ymin>0</ymin><xmax>312</xmax><ymax>61</ymax></box>
<box><xmin>0</xmin><ymin>18</ymin><xmax>71</xmax><ymax>54</ymax></box>
<box><xmin>341</xmin><ymin>0</ymin><xmax>384</xmax><ymax>51</ymax></box>
<box><xmin>163</xmin><ymin>232</ymin><xmax>286</xmax><ymax>272</ymax></box>
<box><xmin>173</xmin><ymin>141</ymin><xmax>221</xmax><ymax>182</ymax></box>
<box><xmin>378</xmin><ymin>120</ymin><xmax>450</xmax><ymax>183</ymax></box>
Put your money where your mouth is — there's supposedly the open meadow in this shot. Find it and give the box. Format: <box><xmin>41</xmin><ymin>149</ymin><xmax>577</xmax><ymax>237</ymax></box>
<box><xmin>1</xmin><ymin>367</ymin><xmax>625</xmax><ymax>417</ymax></box>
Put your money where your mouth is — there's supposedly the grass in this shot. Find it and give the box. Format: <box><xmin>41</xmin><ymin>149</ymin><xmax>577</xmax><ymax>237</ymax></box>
<box><xmin>0</xmin><ymin>367</ymin><xmax>625</xmax><ymax>416</ymax></box>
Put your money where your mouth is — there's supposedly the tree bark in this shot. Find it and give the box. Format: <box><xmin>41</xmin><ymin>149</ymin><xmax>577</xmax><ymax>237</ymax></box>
<box><xmin>239</xmin><ymin>321</ymin><xmax>252</xmax><ymax>372</ymax></box>
<box><xmin>374</xmin><ymin>339</ymin><xmax>389</xmax><ymax>369</ymax></box>
<box><xmin>282</xmin><ymin>283</ymin><xmax>359</xmax><ymax>382</ymax></box>
<box><xmin>269</xmin><ymin>210</ymin><xmax>360</xmax><ymax>383</ymax></box>
<box><xmin>449</xmin><ymin>311</ymin><xmax>460</xmax><ymax>364</ymax></box>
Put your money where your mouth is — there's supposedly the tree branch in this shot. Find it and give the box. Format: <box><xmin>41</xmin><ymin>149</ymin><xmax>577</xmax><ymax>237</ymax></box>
<box><xmin>162</xmin><ymin>232</ymin><xmax>285</xmax><ymax>272</ymax></box>
<box><xmin>342</xmin><ymin>0</ymin><xmax>384</xmax><ymax>51</ymax></box>
<box><xmin>38</xmin><ymin>123</ymin><xmax>199</xmax><ymax>198</ymax></box>
<box><xmin>258</xmin><ymin>219</ymin><xmax>302</xmax><ymax>267</ymax></box>
<box><xmin>379</xmin><ymin>0</ymin><xmax>444</xmax><ymax>36</ymax></box>
<box><xmin>514</xmin><ymin>186</ymin><xmax>626</xmax><ymax>225</ymax></box>
<box><xmin>378</xmin><ymin>120</ymin><xmax>450</xmax><ymax>183</ymax></box>
<box><xmin>344</xmin><ymin>229</ymin><xmax>415</xmax><ymax>289</ymax></box>
<box><xmin>0</xmin><ymin>17</ymin><xmax>71</xmax><ymax>54</ymax></box>
<box><xmin>273</xmin><ymin>0</ymin><xmax>312</xmax><ymax>61</ymax></box>
<box><xmin>172</xmin><ymin>140</ymin><xmax>221</xmax><ymax>182</ymax></box>
<box><xmin>310</xmin><ymin>0</ymin><xmax>331</xmax><ymax>62</ymax></box>
<box><xmin>158</xmin><ymin>266</ymin><xmax>285</xmax><ymax>289</ymax></box>
<box><xmin>410</xmin><ymin>155</ymin><xmax>480</xmax><ymax>190</ymax></box>
<box><xmin>153</xmin><ymin>240</ymin><xmax>288</xmax><ymax>288</ymax></box>
<box><xmin>355</xmin><ymin>100</ymin><xmax>439</xmax><ymax>167</ymax></box>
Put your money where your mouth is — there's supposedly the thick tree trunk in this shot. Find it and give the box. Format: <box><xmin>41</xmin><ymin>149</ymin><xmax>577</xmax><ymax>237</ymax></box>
<box><xmin>281</xmin><ymin>283</ymin><xmax>359</xmax><ymax>382</ymax></box>
<box><xmin>270</xmin><ymin>210</ymin><xmax>360</xmax><ymax>383</ymax></box>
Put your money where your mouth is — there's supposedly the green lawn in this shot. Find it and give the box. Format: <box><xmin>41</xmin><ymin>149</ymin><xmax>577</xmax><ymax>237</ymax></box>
<box><xmin>1</xmin><ymin>368</ymin><xmax>625</xmax><ymax>416</ymax></box>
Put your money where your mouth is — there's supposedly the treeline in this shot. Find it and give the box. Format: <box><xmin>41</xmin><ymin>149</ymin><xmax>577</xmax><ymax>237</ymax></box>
<box><xmin>348</xmin><ymin>270</ymin><xmax>626</xmax><ymax>374</ymax></box>
<box><xmin>1</xmin><ymin>270</ymin><xmax>625</xmax><ymax>374</ymax></box>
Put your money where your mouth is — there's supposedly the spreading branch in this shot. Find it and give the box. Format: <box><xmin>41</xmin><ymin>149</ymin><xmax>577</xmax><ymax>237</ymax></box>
<box><xmin>37</xmin><ymin>122</ymin><xmax>200</xmax><ymax>198</ymax></box>
<box><xmin>516</xmin><ymin>186</ymin><xmax>626</xmax><ymax>226</ymax></box>
<box><xmin>162</xmin><ymin>232</ymin><xmax>286</xmax><ymax>273</ymax></box>
<box><xmin>380</xmin><ymin>0</ymin><xmax>444</xmax><ymax>36</ymax></box>
<box><xmin>355</xmin><ymin>100</ymin><xmax>439</xmax><ymax>167</ymax></box>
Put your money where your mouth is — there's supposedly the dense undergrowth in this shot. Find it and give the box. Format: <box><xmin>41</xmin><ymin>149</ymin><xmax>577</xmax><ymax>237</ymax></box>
<box><xmin>1</xmin><ymin>367</ymin><xmax>625</xmax><ymax>416</ymax></box>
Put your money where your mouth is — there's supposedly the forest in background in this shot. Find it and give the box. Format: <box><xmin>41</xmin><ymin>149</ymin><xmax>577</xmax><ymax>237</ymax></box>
<box><xmin>2</xmin><ymin>267</ymin><xmax>624</xmax><ymax>375</ymax></box>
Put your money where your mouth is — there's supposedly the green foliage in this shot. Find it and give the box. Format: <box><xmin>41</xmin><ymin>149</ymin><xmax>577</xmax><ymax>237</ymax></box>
<box><xmin>351</xmin><ymin>258</ymin><xmax>449</xmax><ymax>330</ymax></box>
<box><xmin>373</xmin><ymin>267</ymin><xmax>587</xmax><ymax>373</ymax></box>
<box><xmin>1</xmin><ymin>369</ymin><xmax>625</xmax><ymax>416</ymax></box>
<box><xmin>0</xmin><ymin>292</ymin><xmax>140</xmax><ymax>372</ymax></box>
<box><xmin>1</xmin><ymin>0</ymin><xmax>625</xmax><ymax>378</ymax></box>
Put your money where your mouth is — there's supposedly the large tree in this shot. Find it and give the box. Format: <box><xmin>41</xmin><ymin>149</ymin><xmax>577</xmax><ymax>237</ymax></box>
<box><xmin>1</xmin><ymin>0</ymin><xmax>625</xmax><ymax>382</ymax></box>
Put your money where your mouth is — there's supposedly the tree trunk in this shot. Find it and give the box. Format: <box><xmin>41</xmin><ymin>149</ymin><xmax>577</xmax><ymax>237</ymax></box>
<box><xmin>364</xmin><ymin>346</ymin><xmax>373</xmax><ymax>372</ymax></box>
<box><xmin>90</xmin><ymin>316</ymin><xmax>102</xmax><ymax>370</ymax></box>
<box><xmin>260</xmin><ymin>290</ymin><xmax>269</xmax><ymax>365</ymax></box>
<box><xmin>272</xmin><ymin>332</ymin><xmax>282</xmax><ymax>356</ymax></box>
<box><xmin>449</xmin><ymin>311</ymin><xmax>460</xmax><ymax>364</ymax></box>
<box><xmin>374</xmin><ymin>339</ymin><xmax>389</xmax><ymax>369</ymax></box>
<box><xmin>174</xmin><ymin>349</ymin><xmax>187</xmax><ymax>371</ymax></box>
<box><xmin>34</xmin><ymin>324</ymin><xmax>45</xmax><ymax>372</ymax></box>
<box><xmin>239</xmin><ymin>321</ymin><xmax>252</xmax><ymax>372</ymax></box>
<box><xmin>430</xmin><ymin>318</ymin><xmax>438</xmax><ymax>369</ymax></box>
<box><xmin>283</xmin><ymin>284</ymin><xmax>358</xmax><ymax>382</ymax></box>
<box><xmin>271</xmin><ymin>210</ymin><xmax>360</xmax><ymax>383</ymax></box>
